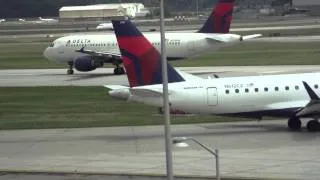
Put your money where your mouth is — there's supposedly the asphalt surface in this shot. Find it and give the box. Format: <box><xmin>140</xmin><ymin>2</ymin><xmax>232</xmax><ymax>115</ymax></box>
<box><xmin>2</xmin><ymin>66</ymin><xmax>320</xmax><ymax>87</ymax></box>
<box><xmin>0</xmin><ymin>120</ymin><xmax>319</xmax><ymax>180</ymax></box>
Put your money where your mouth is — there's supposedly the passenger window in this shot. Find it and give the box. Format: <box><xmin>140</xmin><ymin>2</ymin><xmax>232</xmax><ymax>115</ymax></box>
<box><xmin>264</xmin><ymin>87</ymin><xmax>268</xmax><ymax>92</ymax></box>
<box><xmin>315</xmin><ymin>84</ymin><xmax>319</xmax><ymax>89</ymax></box>
<box><xmin>285</xmin><ymin>86</ymin><xmax>289</xmax><ymax>90</ymax></box>
<box><xmin>275</xmin><ymin>87</ymin><xmax>279</xmax><ymax>91</ymax></box>
<box><xmin>295</xmin><ymin>86</ymin><xmax>299</xmax><ymax>90</ymax></box>
<box><xmin>255</xmin><ymin>88</ymin><xmax>259</xmax><ymax>92</ymax></box>
<box><xmin>245</xmin><ymin>88</ymin><xmax>249</xmax><ymax>93</ymax></box>
<box><xmin>225</xmin><ymin>90</ymin><xmax>230</xmax><ymax>94</ymax></box>
<box><xmin>235</xmin><ymin>89</ymin><xmax>239</xmax><ymax>93</ymax></box>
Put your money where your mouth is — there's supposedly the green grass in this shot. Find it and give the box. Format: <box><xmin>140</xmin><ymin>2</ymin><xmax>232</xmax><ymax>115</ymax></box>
<box><xmin>1</xmin><ymin>41</ymin><xmax>320</xmax><ymax>69</ymax></box>
<box><xmin>172</xmin><ymin>42</ymin><xmax>320</xmax><ymax>66</ymax></box>
<box><xmin>0</xmin><ymin>87</ymin><xmax>247</xmax><ymax>130</ymax></box>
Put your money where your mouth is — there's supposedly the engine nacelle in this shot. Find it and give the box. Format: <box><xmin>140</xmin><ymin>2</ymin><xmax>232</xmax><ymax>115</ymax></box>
<box><xmin>74</xmin><ymin>56</ymin><xmax>103</xmax><ymax>72</ymax></box>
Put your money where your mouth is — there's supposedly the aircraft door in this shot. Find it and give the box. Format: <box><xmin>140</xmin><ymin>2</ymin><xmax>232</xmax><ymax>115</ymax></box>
<box><xmin>207</xmin><ymin>87</ymin><xmax>218</xmax><ymax>106</ymax></box>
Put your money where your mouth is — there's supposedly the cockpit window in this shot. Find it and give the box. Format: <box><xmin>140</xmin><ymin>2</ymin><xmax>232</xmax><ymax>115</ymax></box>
<box><xmin>49</xmin><ymin>42</ymin><xmax>54</xmax><ymax>47</ymax></box>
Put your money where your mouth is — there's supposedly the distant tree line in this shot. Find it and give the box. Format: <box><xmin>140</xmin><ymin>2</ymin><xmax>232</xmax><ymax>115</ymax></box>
<box><xmin>0</xmin><ymin>0</ymin><xmax>249</xmax><ymax>18</ymax></box>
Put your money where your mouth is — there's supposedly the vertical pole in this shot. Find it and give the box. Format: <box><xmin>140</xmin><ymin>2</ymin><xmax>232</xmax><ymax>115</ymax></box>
<box><xmin>215</xmin><ymin>149</ymin><xmax>220</xmax><ymax>180</ymax></box>
<box><xmin>159</xmin><ymin>0</ymin><xmax>173</xmax><ymax>180</ymax></box>
<box><xmin>196</xmin><ymin>0</ymin><xmax>199</xmax><ymax>17</ymax></box>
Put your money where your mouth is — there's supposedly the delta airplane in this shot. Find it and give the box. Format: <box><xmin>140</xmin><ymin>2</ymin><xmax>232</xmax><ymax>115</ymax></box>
<box><xmin>106</xmin><ymin>19</ymin><xmax>320</xmax><ymax>132</ymax></box>
<box><xmin>43</xmin><ymin>0</ymin><xmax>261</xmax><ymax>75</ymax></box>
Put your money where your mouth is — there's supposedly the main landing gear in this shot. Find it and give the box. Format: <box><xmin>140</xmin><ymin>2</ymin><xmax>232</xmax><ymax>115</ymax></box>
<box><xmin>113</xmin><ymin>65</ymin><xmax>125</xmax><ymax>75</ymax></box>
<box><xmin>67</xmin><ymin>61</ymin><xmax>74</xmax><ymax>75</ymax></box>
<box><xmin>306</xmin><ymin>119</ymin><xmax>320</xmax><ymax>132</ymax></box>
<box><xmin>287</xmin><ymin>116</ymin><xmax>301</xmax><ymax>131</ymax></box>
<box><xmin>287</xmin><ymin>116</ymin><xmax>320</xmax><ymax>132</ymax></box>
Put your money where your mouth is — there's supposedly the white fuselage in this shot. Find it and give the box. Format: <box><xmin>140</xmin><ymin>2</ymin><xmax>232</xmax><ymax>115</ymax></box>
<box><xmin>111</xmin><ymin>73</ymin><xmax>320</xmax><ymax>116</ymax></box>
<box><xmin>43</xmin><ymin>32</ymin><xmax>242</xmax><ymax>63</ymax></box>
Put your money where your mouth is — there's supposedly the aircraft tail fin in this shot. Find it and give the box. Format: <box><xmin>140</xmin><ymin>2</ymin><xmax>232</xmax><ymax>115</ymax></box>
<box><xmin>198</xmin><ymin>0</ymin><xmax>235</xmax><ymax>34</ymax></box>
<box><xmin>112</xmin><ymin>20</ymin><xmax>185</xmax><ymax>88</ymax></box>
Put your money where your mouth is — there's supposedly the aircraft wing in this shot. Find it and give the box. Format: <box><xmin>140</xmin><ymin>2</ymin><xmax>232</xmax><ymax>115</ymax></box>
<box><xmin>295</xmin><ymin>81</ymin><xmax>320</xmax><ymax>117</ymax></box>
<box><xmin>76</xmin><ymin>47</ymin><xmax>121</xmax><ymax>60</ymax></box>
<box><xmin>205</xmin><ymin>33</ymin><xmax>262</xmax><ymax>43</ymax></box>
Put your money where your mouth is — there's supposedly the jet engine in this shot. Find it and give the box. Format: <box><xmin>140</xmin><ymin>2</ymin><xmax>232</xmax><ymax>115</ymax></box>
<box><xmin>74</xmin><ymin>56</ymin><xmax>103</xmax><ymax>72</ymax></box>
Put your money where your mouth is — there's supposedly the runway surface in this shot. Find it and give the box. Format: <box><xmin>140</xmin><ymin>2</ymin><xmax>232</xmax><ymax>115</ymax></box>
<box><xmin>2</xmin><ymin>23</ymin><xmax>320</xmax><ymax>39</ymax></box>
<box><xmin>1</xmin><ymin>65</ymin><xmax>320</xmax><ymax>87</ymax></box>
<box><xmin>0</xmin><ymin>120</ymin><xmax>319</xmax><ymax>180</ymax></box>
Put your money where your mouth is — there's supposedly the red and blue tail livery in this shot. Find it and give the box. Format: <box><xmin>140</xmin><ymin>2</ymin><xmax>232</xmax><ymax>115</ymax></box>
<box><xmin>198</xmin><ymin>0</ymin><xmax>235</xmax><ymax>33</ymax></box>
<box><xmin>112</xmin><ymin>20</ymin><xmax>185</xmax><ymax>88</ymax></box>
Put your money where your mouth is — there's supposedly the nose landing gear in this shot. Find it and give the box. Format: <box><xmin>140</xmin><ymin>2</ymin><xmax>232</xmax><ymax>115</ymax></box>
<box><xmin>113</xmin><ymin>64</ymin><xmax>125</xmax><ymax>75</ymax></box>
<box><xmin>67</xmin><ymin>61</ymin><xmax>74</xmax><ymax>75</ymax></box>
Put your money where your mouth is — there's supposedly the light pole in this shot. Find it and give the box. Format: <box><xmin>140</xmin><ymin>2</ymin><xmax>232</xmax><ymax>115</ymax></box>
<box><xmin>172</xmin><ymin>137</ymin><xmax>220</xmax><ymax>180</ymax></box>
<box><xmin>196</xmin><ymin>0</ymin><xmax>199</xmax><ymax>17</ymax></box>
<box><xmin>159</xmin><ymin>0</ymin><xmax>174</xmax><ymax>180</ymax></box>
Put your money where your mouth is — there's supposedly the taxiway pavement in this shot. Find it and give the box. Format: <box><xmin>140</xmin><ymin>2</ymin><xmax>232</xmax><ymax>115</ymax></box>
<box><xmin>0</xmin><ymin>120</ymin><xmax>319</xmax><ymax>180</ymax></box>
<box><xmin>1</xmin><ymin>65</ymin><xmax>320</xmax><ymax>87</ymax></box>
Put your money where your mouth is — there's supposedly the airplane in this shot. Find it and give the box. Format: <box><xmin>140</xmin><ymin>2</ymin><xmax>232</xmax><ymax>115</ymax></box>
<box><xmin>39</xmin><ymin>17</ymin><xmax>58</xmax><ymax>23</ymax></box>
<box><xmin>43</xmin><ymin>0</ymin><xmax>261</xmax><ymax>75</ymax></box>
<box><xmin>0</xmin><ymin>19</ymin><xmax>5</xmax><ymax>23</ymax></box>
<box><xmin>18</xmin><ymin>18</ymin><xmax>26</xmax><ymax>22</ymax></box>
<box><xmin>96</xmin><ymin>22</ymin><xmax>114</xmax><ymax>30</ymax></box>
<box><xmin>106</xmin><ymin>19</ymin><xmax>320</xmax><ymax>132</ymax></box>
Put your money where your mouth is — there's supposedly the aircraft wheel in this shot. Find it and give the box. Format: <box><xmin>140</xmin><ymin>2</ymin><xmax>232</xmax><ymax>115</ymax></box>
<box><xmin>307</xmin><ymin>120</ymin><xmax>320</xmax><ymax>132</ymax></box>
<box><xmin>119</xmin><ymin>67</ymin><xmax>125</xmax><ymax>74</ymax></box>
<box><xmin>287</xmin><ymin>116</ymin><xmax>301</xmax><ymax>131</ymax></box>
<box><xmin>114</xmin><ymin>68</ymin><xmax>121</xmax><ymax>75</ymax></box>
<box><xmin>114</xmin><ymin>67</ymin><xmax>125</xmax><ymax>75</ymax></box>
<box><xmin>67</xmin><ymin>69</ymin><xmax>74</xmax><ymax>75</ymax></box>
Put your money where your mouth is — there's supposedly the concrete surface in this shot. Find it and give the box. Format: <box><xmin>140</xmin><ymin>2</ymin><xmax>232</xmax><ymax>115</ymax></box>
<box><xmin>1</xmin><ymin>66</ymin><xmax>320</xmax><ymax>87</ymax></box>
<box><xmin>0</xmin><ymin>120</ymin><xmax>319</xmax><ymax>180</ymax></box>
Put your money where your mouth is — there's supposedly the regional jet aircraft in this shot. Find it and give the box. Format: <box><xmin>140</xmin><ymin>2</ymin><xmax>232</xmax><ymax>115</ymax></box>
<box><xmin>43</xmin><ymin>0</ymin><xmax>261</xmax><ymax>75</ymax></box>
<box><xmin>39</xmin><ymin>17</ymin><xmax>58</xmax><ymax>23</ymax></box>
<box><xmin>106</xmin><ymin>19</ymin><xmax>320</xmax><ymax>132</ymax></box>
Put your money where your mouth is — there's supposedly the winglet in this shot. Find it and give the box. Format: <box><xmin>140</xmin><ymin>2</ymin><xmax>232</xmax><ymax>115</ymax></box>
<box><xmin>303</xmin><ymin>81</ymin><xmax>320</xmax><ymax>100</ymax></box>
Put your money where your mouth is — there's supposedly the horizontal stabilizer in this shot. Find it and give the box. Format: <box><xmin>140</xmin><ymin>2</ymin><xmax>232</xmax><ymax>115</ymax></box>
<box><xmin>130</xmin><ymin>88</ymin><xmax>165</xmax><ymax>98</ymax></box>
<box><xmin>104</xmin><ymin>85</ymin><xmax>128</xmax><ymax>90</ymax></box>
<box><xmin>241</xmin><ymin>34</ymin><xmax>263</xmax><ymax>41</ymax></box>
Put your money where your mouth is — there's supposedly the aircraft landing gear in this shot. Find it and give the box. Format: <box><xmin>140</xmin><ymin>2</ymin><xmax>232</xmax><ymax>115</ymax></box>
<box><xmin>287</xmin><ymin>116</ymin><xmax>301</xmax><ymax>131</ymax></box>
<box><xmin>113</xmin><ymin>65</ymin><xmax>125</xmax><ymax>75</ymax></box>
<box><xmin>306</xmin><ymin>119</ymin><xmax>320</xmax><ymax>132</ymax></box>
<box><xmin>67</xmin><ymin>61</ymin><xmax>74</xmax><ymax>75</ymax></box>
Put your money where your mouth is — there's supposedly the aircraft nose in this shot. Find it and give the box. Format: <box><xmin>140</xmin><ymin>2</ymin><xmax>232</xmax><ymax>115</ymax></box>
<box><xmin>43</xmin><ymin>47</ymin><xmax>53</xmax><ymax>61</ymax></box>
